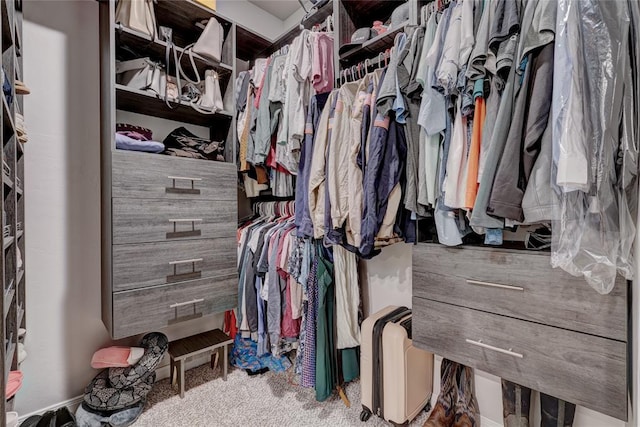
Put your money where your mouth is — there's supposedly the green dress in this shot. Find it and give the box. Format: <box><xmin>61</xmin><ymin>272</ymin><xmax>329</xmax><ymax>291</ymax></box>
<box><xmin>315</xmin><ymin>245</ymin><xmax>360</xmax><ymax>401</ymax></box>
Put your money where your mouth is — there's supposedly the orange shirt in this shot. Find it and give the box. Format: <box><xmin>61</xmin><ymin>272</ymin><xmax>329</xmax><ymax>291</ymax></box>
<box><xmin>464</xmin><ymin>96</ymin><xmax>486</xmax><ymax>209</ymax></box>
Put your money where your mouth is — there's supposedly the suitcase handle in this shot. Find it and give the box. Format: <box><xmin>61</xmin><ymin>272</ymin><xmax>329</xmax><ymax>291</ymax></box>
<box><xmin>465</xmin><ymin>338</ymin><xmax>523</xmax><ymax>358</ymax></box>
<box><xmin>465</xmin><ymin>279</ymin><xmax>524</xmax><ymax>292</ymax></box>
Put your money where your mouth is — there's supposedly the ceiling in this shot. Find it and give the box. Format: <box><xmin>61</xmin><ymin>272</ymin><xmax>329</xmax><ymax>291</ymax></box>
<box><xmin>247</xmin><ymin>0</ymin><xmax>303</xmax><ymax>20</ymax></box>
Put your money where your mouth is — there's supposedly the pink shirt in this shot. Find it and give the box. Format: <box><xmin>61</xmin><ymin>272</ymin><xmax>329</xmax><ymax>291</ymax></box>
<box><xmin>312</xmin><ymin>32</ymin><xmax>334</xmax><ymax>94</ymax></box>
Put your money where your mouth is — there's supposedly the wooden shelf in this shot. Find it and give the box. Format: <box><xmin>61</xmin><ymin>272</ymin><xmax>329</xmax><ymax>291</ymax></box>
<box><xmin>1</xmin><ymin>0</ymin><xmax>12</xmax><ymax>52</ymax></box>
<box><xmin>341</xmin><ymin>0</ymin><xmax>406</xmax><ymax>29</ymax></box>
<box><xmin>17</xmin><ymin>305</ymin><xmax>23</xmax><ymax>328</ymax></box>
<box><xmin>14</xmin><ymin>52</ymin><xmax>21</xmax><ymax>82</ymax></box>
<box><xmin>115</xmin><ymin>25</ymin><xmax>232</xmax><ymax>75</ymax></box>
<box><xmin>3</xmin><ymin>173</ymin><xmax>12</xmax><ymax>190</ymax></box>
<box><xmin>14</xmin><ymin>22</ymin><xmax>20</xmax><ymax>54</ymax></box>
<box><xmin>154</xmin><ymin>0</ymin><xmax>233</xmax><ymax>49</ymax></box>
<box><xmin>4</xmin><ymin>340</ymin><xmax>14</xmax><ymax>378</ymax></box>
<box><xmin>1</xmin><ymin>4</ymin><xmax>23</xmax><ymax>422</ymax></box>
<box><xmin>115</xmin><ymin>84</ymin><xmax>232</xmax><ymax>127</ymax></box>
<box><xmin>4</xmin><ymin>285</ymin><xmax>14</xmax><ymax>319</ymax></box>
<box><xmin>3</xmin><ymin>236</ymin><xmax>13</xmax><ymax>250</ymax></box>
<box><xmin>339</xmin><ymin>21</ymin><xmax>409</xmax><ymax>65</ymax></box>
<box><xmin>2</xmin><ymin>96</ymin><xmax>15</xmax><ymax>143</ymax></box>
<box><xmin>235</xmin><ymin>25</ymin><xmax>271</xmax><ymax>62</ymax></box>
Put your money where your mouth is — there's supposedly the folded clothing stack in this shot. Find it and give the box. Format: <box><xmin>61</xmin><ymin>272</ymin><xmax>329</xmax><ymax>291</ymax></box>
<box><xmin>16</xmin><ymin>113</ymin><xmax>27</xmax><ymax>144</ymax></box>
<box><xmin>163</xmin><ymin>126</ymin><xmax>225</xmax><ymax>161</ymax></box>
<box><xmin>6</xmin><ymin>370</ymin><xmax>23</xmax><ymax>400</ymax></box>
<box><xmin>76</xmin><ymin>332</ymin><xmax>168</xmax><ymax>427</ymax></box>
<box><xmin>115</xmin><ymin>124</ymin><xmax>165</xmax><ymax>153</ymax></box>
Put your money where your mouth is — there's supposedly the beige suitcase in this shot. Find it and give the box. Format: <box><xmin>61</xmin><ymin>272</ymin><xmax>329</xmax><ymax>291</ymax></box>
<box><xmin>360</xmin><ymin>306</ymin><xmax>434</xmax><ymax>425</ymax></box>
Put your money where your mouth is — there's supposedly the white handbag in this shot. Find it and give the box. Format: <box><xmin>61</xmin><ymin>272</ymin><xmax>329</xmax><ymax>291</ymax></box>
<box><xmin>192</xmin><ymin>17</ymin><xmax>224</xmax><ymax>63</ymax></box>
<box><xmin>115</xmin><ymin>0</ymin><xmax>157</xmax><ymax>39</ymax></box>
<box><xmin>115</xmin><ymin>57</ymin><xmax>165</xmax><ymax>95</ymax></box>
<box><xmin>191</xmin><ymin>70</ymin><xmax>224</xmax><ymax>114</ymax></box>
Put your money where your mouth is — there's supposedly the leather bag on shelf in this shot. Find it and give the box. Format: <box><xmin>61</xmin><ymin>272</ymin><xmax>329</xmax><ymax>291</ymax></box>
<box><xmin>193</xmin><ymin>69</ymin><xmax>224</xmax><ymax>112</ymax></box>
<box><xmin>115</xmin><ymin>0</ymin><xmax>157</xmax><ymax>39</ymax></box>
<box><xmin>115</xmin><ymin>57</ymin><xmax>165</xmax><ymax>95</ymax></box>
<box><xmin>192</xmin><ymin>17</ymin><xmax>224</xmax><ymax>63</ymax></box>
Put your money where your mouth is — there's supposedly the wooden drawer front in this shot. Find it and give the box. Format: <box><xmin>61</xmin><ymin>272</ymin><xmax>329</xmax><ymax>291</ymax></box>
<box><xmin>112</xmin><ymin>198</ymin><xmax>236</xmax><ymax>244</ymax></box>
<box><xmin>412</xmin><ymin>298</ymin><xmax>627</xmax><ymax>421</ymax></box>
<box><xmin>112</xmin><ymin>151</ymin><xmax>237</xmax><ymax>201</ymax></box>
<box><xmin>412</xmin><ymin>244</ymin><xmax>627</xmax><ymax>341</ymax></box>
<box><xmin>113</xmin><ymin>274</ymin><xmax>237</xmax><ymax>339</ymax></box>
<box><xmin>112</xmin><ymin>238</ymin><xmax>236</xmax><ymax>292</ymax></box>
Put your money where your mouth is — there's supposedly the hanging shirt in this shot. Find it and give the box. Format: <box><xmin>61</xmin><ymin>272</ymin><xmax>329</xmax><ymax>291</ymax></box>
<box><xmin>312</xmin><ymin>32</ymin><xmax>335</xmax><ymax>94</ymax></box>
<box><xmin>296</xmin><ymin>93</ymin><xmax>330</xmax><ymax>238</ymax></box>
<box><xmin>333</xmin><ymin>245</ymin><xmax>360</xmax><ymax>349</ymax></box>
<box><xmin>309</xmin><ymin>91</ymin><xmax>339</xmax><ymax>239</ymax></box>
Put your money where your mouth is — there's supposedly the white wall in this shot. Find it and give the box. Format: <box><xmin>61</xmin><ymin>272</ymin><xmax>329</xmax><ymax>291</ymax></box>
<box><xmin>217</xmin><ymin>0</ymin><xmax>287</xmax><ymax>41</ymax></box>
<box><xmin>360</xmin><ymin>245</ymin><xmax>633</xmax><ymax>426</ymax></box>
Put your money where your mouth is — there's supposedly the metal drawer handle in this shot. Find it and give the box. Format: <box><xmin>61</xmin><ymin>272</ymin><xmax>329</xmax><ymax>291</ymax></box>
<box><xmin>465</xmin><ymin>339</ymin><xmax>523</xmax><ymax>358</ymax></box>
<box><xmin>169</xmin><ymin>298</ymin><xmax>204</xmax><ymax>309</ymax></box>
<box><xmin>167</xmin><ymin>219</ymin><xmax>203</xmax><ymax>239</ymax></box>
<box><xmin>169</xmin><ymin>258</ymin><xmax>203</xmax><ymax>265</ymax></box>
<box><xmin>169</xmin><ymin>298</ymin><xmax>204</xmax><ymax>324</ymax></box>
<box><xmin>167</xmin><ymin>176</ymin><xmax>203</xmax><ymax>182</ymax></box>
<box><xmin>465</xmin><ymin>279</ymin><xmax>524</xmax><ymax>292</ymax></box>
<box><xmin>167</xmin><ymin>258</ymin><xmax>203</xmax><ymax>283</ymax></box>
<box><xmin>166</xmin><ymin>176</ymin><xmax>202</xmax><ymax>195</ymax></box>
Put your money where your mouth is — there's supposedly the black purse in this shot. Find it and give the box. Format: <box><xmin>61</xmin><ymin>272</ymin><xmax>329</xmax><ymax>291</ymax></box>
<box><xmin>163</xmin><ymin>127</ymin><xmax>224</xmax><ymax>161</ymax></box>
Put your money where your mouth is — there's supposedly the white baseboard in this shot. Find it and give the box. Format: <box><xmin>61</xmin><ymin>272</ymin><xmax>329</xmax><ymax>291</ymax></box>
<box><xmin>17</xmin><ymin>352</ymin><xmax>212</xmax><ymax>422</ymax></box>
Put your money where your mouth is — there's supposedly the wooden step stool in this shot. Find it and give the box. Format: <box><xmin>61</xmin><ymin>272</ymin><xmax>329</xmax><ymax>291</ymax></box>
<box><xmin>168</xmin><ymin>329</ymin><xmax>233</xmax><ymax>398</ymax></box>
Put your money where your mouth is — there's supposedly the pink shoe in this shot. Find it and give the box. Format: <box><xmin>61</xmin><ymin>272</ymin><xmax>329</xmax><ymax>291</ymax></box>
<box><xmin>91</xmin><ymin>346</ymin><xmax>144</xmax><ymax>369</ymax></box>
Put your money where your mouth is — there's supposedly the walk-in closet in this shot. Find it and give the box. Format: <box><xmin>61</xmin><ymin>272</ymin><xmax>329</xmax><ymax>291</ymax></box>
<box><xmin>3</xmin><ymin>1</ymin><xmax>640</xmax><ymax>426</ymax></box>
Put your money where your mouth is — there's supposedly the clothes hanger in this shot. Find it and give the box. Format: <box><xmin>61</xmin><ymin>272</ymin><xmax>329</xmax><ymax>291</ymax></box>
<box><xmin>363</xmin><ymin>58</ymin><xmax>372</xmax><ymax>75</ymax></box>
<box><xmin>324</xmin><ymin>15</ymin><xmax>334</xmax><ymax>33</ymax></box>
<box><xmin>376</xmin><ymin>52</ymin><xmax>385</xmax><ymax>70</ymax></box>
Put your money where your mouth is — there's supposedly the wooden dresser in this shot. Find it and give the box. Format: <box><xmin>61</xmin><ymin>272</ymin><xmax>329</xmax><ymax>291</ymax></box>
<box><xmin>105</xmin><ymin>152</ymin><xmax>237</xmax><ymax>339</ymax></box>
<box><xmin>98</xmin><ymin>1</ymin><xmax>238</xmax><ymax>339</ymax></box>
<box><xmin>412</xmin><ymin>243</ymin><xmax>628</xmax><ymax>421</ymax></box>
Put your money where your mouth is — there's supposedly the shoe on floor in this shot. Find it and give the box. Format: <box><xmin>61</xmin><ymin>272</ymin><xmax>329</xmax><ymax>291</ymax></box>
<box><xmin>423</xmin><ymin>359</ymin><xmax>458</xmax><ymax>427</ymax></box>
<box><xmin>15</xmin><ymin>80</ymin><xmax>30</xmax><ymax>95</ymax></box>
<box><xmin>19</xmin><ymin>415</ymin><xmax>41</xmax><ymax>427</ymax></box>
<box><xmin>54</xmin><ymin>406</ymin><xmax>76</xmax><ymax>427</ymax></box>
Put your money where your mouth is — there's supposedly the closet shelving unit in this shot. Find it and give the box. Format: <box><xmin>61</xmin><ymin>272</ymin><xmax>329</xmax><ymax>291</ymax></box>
<box><xmin>0</xmin><ymin>0</ymin><xmax>25</xmax><ymax>423</ymax></box>
<box><xmin>99</xmin><ymin>0</ymin><xmax>238</xmax><ymax>339</ymax></box>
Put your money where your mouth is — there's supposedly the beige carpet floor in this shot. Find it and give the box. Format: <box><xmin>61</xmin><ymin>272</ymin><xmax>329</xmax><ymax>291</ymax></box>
<box><xmin>134</xmin><ymin>363</ymin><xmax>431</xmax><ymax>426</ymax></box>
